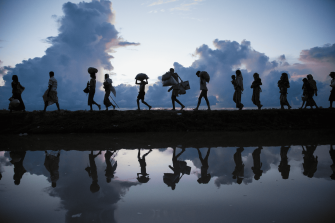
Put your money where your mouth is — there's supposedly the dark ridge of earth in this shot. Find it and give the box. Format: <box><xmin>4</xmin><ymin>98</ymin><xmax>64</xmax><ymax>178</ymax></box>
<box><xmin>0</xmin><ymin>108</ymin><xmax>334</xmax><ymax>135</ymax></box>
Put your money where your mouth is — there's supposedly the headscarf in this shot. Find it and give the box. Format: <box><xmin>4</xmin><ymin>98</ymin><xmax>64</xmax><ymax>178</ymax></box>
<box><xmin>307</xmin><ymin>74</ymin><xmax>317</xmax><ymax>90</ymax></box>
<box><xmin>236</xmin><ymin>73</ymin><xmax>244</xmax><ymax>91</ymax></box>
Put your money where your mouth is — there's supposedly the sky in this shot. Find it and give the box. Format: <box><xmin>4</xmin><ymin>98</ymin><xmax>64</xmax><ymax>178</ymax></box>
<box><xmin>0</xmin><ymin>0</ymin><xmax>335</xmax><ymax>110</ymax></box>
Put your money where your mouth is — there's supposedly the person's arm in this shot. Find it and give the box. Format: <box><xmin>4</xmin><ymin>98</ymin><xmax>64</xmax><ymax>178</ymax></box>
<box><xmin>145</xmin><ymin>79</ymin><xmax>148</xmax><ymax>85</ymax></box>
<box><xmin>168</xmin><ymin>86</ymin><xmax>173</xmax><ymax>92</ymax></box>
<box><xmin>135</xmin><ymin>80</ymin><xmax>140</xmax><ymax>85</ymax></box>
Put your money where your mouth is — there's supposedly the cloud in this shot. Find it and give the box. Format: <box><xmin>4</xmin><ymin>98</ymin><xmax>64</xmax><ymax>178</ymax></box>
<box><xmin>0</xmin><ymin>1</ymin><xmax>139</xmax><ymax>111</ymax></box>
<box><xmin>170</xmin><ymin>0</ymin><xmax>204</xmax><ymax>11</ymax></box>
<box><xmin>148</xmin><ymin>0</ymin><xmax>179</xmax><ymax>7</ymax></box>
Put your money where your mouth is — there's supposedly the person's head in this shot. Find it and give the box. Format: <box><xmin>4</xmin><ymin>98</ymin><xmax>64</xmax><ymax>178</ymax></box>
<box><xmin>170</xmin><ymin>68</ymin><xmax>174</xmax><ymax>73</ymax></box>
<box><xmin>254</xmin><ymin>175</ymin><xmax>260</xmax><ymax>180</ymax></box>
<box><xmin>171</xmin><ymin>184</ymin><xmax>176</xmax><ymax>190</ymax></box>
<box><xmin>330</xmin><ymin>72</ymin><xmax>335</xmax><ymax>79</ymax></box>
<box><xmin>253</xmin><ymin>73</ymin><xmax>259</xmax><ymax>79</ymax></box>
<box><xmin>331</xmin><ymin>173</ymin><xmax>335</xmax><ymax>180</ymax></box>
<box><xmin>106</xmin><ymin>177</ymin><xmax>111</xmax><ymax>183</ymax></box>
<box><xmin>49</xmin><ymin>71</ymin><xmax>54</xmax><ymax>77</ymax></box>
<box><xmin>281</xmin><ymin>73</ymin><xmax>288</xmax><ymax>80</ymax></box>
<box><xmin>105</xmin><ymin>74</ymin><xmax>109</xmax><ymax>79</ymax></box>
<box><xmin>236</xmin><ymin>70</ymin><xmax>241</xmax><ymax>76</ymax></box>
<box><xmin>197</xmin><ymin>174</ymin><xmax>211</xmax><ymax>184</ymax></box>
<box><xmin>52</xmin><ymin>182</ymin><xmax>57</xmax><ymax>188</ymax></box>
<box><xmin>196</xmin><ymin>71</ymin><xmax>201</xmax><ymax>77</ymax></box>
<box><xmin>237</xmin><ymin>177</ymin><xmax>243</xmax><ymax>184</ymax></box>
<box><xmin>12</xmin><ymin>75</ymin><xmax>18</xmax><ymax>82</ymax></box>
<box><xmin>14</xmin><ymin>179</ymin><xmax>21</xmax><ymax>185</ymax></box>
<box><xmin>90</xmin><ymin>181</ymin><xmax>100</xmax><ymax>193</ymax></box>
<box><xmin>307</xmin><ymin>74</ymin><xmax>313</xmax><ymax>80</ymax></box>
<box><xmin>303</xmin><ymin>78</ymin><xmax>308</xmax><ymax>83</ymax></box>
<box><xmin>231</xmin><ymin>75</ymin><xmax>236</xmax><ymax>80</ymax></box>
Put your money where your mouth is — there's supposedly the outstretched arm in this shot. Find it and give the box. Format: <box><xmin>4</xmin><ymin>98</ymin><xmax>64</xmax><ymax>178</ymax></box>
<box><xmin>168</xmin><ymin>86</ymin><xmax>173</xmax><ymax>92</ymax></box>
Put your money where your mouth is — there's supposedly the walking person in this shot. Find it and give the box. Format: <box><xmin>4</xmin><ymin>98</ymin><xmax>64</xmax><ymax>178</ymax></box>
<box><xmin>251</xmin><ymin>146</ymin><xmax>263</xmax><ymax>180</ymax></box>
<box><xmin>87</xmin><ymin>71</ymin><xmax>101</xmax><ymax>111</ymax></box>
<box><xmin>105</xmin><ymin>150</ymin><xmax>117</xmax><ymax>183</ymax></box>
<box><xmin>103</xmin><ymin>74</ymin><xmax>116</xmax><ymax>110</ymax></box>
<box><xmin>278</xmin><ymin>73</ymin><xmax>292</xmax><ymax>109</ymax></box>
<box><xmin>301</xmin><ymin>78</ymin><xmax>318</xmax><ymax>109</ymax></box>
<box><xmin>43</xmin><ymin>71</ymin><xmax>60</xmax><ymax>112</ymax></box>
<box><xmin>85</xmin><ymin>150</ymin><xmax>102</xmax><ymax>193</ymax></box>
<box><xmin>329</xmin><ymin>72</ymin><xmax>335</xmax><ymax>109</ymax></box>
<box><xmin>194</xmin><ymin>71</ymin><xmax>210</xmax><ymax>110</ymax></box>
<box><xmin>232</xmin><ymin>147</ymin><xmax>244</xmax><ymax>184</ymax></box>
<box><xmin>251</xmin><ymin>73</ymin><xmax>263</xmax><ymax>110</ymax></box>
<box><xmin>232</xmin><ymin>70</ymin><xmax>244</xmax><ymax>110</ymax></box>
<box><xmin>44</xmin><ymin>150</ymin><xmax>60</xmax><ymax>188</ymax></box>
<box><xmin>136</xmin><ymin>78</ymin><xmax>152</xmax><ymax>110</ymax></box>
<box><xmin>10</xmin><ymin>75</ymin><xmax>25</xmax><ymax>112</ymax></box>
<box><xmin>196</xmin><ymin>148</ymin><xmax>211</xmax><ymax>184</ymax></box>
<box><xmin>278</xmin><ymin>146</ymin><xmax>291</xmax><ymax>179</ymax></box>
<box><xmin>137</xmin><ymin>149</ymin><xmax>152</xmax><ymax>183</ymax></box>
<box><xmin>167</xmin><ymin>68</ymin><xmax>185</xmax><ymax>110</ymax></box>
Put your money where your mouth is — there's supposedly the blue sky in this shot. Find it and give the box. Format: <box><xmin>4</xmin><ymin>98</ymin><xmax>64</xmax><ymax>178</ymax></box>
<box><xmin>0</xmin><ymin>0</ymin><xmax>334</xmax><ymax>110</ymax></box>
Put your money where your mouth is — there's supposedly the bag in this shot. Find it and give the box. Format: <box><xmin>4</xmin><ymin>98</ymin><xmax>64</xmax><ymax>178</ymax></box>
<box><xmin>178</xmin><ymin>85</ymin><xmax>186</xmax><ymax>94</ymax></box>
<box><xmin>9</xmin><ymin>98</ymin><xmax>20</xmax><ymax>109</ymax></box>
<box><xmin>162</xmin><ymin>76</ymin><xmax>178</xmax><ymax>86</ymax></box>
<box><xmin>83</xmin><ymin>86</ymin><xmax>90</xmax><ymax>93</ymax></box>
<box><xmin>162</xmin><ymin>72</ymin><xmax>171</xmax><ymax>81</ymax></box>
<box><xmin>88</xmin><ymin>67</ymin><xmax>98</xmax><ymax>75</ymax></box>
<box><xmin>180</xmin><ymin>81</ymin><xmax>190</xmax><ymax>90</ymax></box>
<box><xmin>135</xmin><ymin>73</ymin><xmax>149</xmax><ymax>81</ymax></box>
<box><xmin>200</xmin><ymin>71</ymin><xmax>210</xmax><ymax>83</ymax></box>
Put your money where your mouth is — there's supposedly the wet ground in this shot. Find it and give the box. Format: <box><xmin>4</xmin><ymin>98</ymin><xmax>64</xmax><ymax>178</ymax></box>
<box><xmin>0</xmin><ymin>132</ymin><xmax>334</xmax><ymax>223</ymax></box>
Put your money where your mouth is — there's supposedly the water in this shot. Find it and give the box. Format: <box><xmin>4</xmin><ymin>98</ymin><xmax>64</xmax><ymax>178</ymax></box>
<box><xmin>0</xmin><ymin>133</ymin><xmax>334</xmax><ymax>223</ymax></box>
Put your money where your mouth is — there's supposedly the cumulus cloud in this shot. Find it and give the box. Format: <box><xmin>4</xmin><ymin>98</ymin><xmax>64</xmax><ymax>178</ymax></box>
<box><xmin>149</xmin><ymin>0</ymin><xmax>178</xmax><ymax>6</ymax></box>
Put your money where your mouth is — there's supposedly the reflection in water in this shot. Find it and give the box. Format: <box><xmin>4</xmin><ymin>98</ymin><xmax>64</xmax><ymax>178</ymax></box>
<box><xmin>105</xmin><ymin>150</ymin><xmax>117</xmax><ymax>183</ymax></box>
<box><xmin>44</xmin><ymin>150</ymin><xmax>60</xmax><ymax>188</ymax></box>
<box><xmin>330</xmin><ymin>145</ymin><xmax>335</xmax><ymax>180</ymax></box>
<box><xmin>10</xmin><ymin>151</ymin><xmax>27</xmax><ymax>185</ymax></box>
<box><xmin>197</xmin><ymin>148</ymin><xmax>211</xmax><ymax>184</ymax></box>
<box><xmin>279</xmin><ymin>146</ymin><xmax>291</xmax><ymax>179</ymax></box>
<box><xmin>232</xmin><ymin>147</ymin><xmax>244</xmax><ymax>184</ymax></box>
<box><xmin>137</xmin><ymin>149</ymin><xmax>152</xmax><ymax>183</ymax></box>
<box><xmin>251</xmin><ymin>147</ymin><xmax>263</xmax><ymax>180</ymax></box>
<box><xmin>85</xmin><ymin>150</ymin><xmax>102</xmax><ymax>193</ymax></box>
<box><xmin>302</xmin><ymin>145</ymin><xmax>318</xmax><ymax>178</ymax></box>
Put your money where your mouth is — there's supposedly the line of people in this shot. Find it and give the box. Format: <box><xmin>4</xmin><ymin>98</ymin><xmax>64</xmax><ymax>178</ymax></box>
<box><xmin>7</xmin><ymin>69</ymin><xmax>335</xmax><ymax>112</ymax></box>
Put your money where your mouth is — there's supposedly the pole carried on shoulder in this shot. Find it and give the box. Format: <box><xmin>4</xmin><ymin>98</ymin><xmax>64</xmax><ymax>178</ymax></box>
<box><xmin>109</xmin><ymin>96</ymin><xmax>119</xmax><ymax>108</ymax></box>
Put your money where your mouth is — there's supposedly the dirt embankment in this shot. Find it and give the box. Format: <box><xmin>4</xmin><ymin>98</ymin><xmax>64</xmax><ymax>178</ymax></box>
<box><xmin>0</xmin><ymin>109</ymin><xmax>334</xmax><ymax>134</ymax></box>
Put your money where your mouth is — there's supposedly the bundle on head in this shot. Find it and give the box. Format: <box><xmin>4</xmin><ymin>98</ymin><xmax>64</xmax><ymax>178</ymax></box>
<box><xmin>88</xmin><ymin>67</ymin><xmax>98</xmax><ymax>75</ymax></box>
<box><xmin>135</xmin><ymin>73</ymin><xmax>149</xmax><ymax>81</ymax></box>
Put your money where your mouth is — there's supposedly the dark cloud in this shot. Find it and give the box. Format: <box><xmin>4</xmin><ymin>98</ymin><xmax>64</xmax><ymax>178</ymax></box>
<box><xmin>299</xmin><ymin>43</ymin><xmax>335</xmax><ymax>63</ymax></box>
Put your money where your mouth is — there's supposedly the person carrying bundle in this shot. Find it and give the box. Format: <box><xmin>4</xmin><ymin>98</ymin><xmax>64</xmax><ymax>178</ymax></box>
<box><xmin>251</xmin><ymin>73</ymin><xmax>263</xmax><ymax>110</ymax></box>
<box><xmin>103</xmin><ymin>74</ymin><xmax>116</xmax><ymax>111</ymax></box>
<box><xmin>87</xmin><ymin>67</ymin><xmax>101</xmax><ymax>111</ymax></box>
<box><xmin>135</xmin><ymin>74</ymin><xmax>152</xmax><ymax>110</ymax></box>
<box><xmin>232</xmin><ymin>70</ymin><xmax>244</xmax><ymax>110</ymax></box>
<box><xmin>278</xmin><ymin>73</ymin><xmax>292</xmax><ymax>109</ymax></box>
<box><xmin>194</xmin><ymin>71</ymin><xmax>210</xmax><ymax>111</ymax></box>
<box><xmin>167</xmin><ymin>68</ymin><xmax>185</xmax><ymax>110</ymax></box>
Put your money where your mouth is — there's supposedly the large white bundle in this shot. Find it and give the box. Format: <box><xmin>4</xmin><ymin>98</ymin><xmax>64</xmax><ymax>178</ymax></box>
<box><xmin>135</xmin><ymin>73</ymin><xmax>149</xmax><ymax>81</ymax></box>
<box><xmin>162</xmin><ymin>76</ymin><xmax>178</xmax><ymax>86</ymax></box>
<box><xmin>200</xmin><ymin>71</ymin><xmax>210</xmax><ymax>82</ymax></box>
<box><xmin>88</xmin><ymin>67</ymin><xmax>98</xmax><ymax>74</ymax></box>
<box><xmin>162</xmin><ymin>72</ymin><xmax>171</xmax><ymax>81</ymax></box>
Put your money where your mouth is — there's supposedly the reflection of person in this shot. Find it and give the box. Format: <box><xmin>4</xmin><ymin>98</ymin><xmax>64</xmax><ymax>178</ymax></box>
<box><xmin>197</xmin><ymin>148</ymin><xmax>211</xmax><ymax>184</ymax></box>
<box><xmin>278</xmin><ymin>73</ymin><xmax>291</xmax><ymax>109</ymax></box>
<box><xmin>137</xmin><ymin>149</ymin><xmax>152</xmax><ymax>183</ymax></box>
<box><xmin>10</xmin><ymin>151</ymin><xmax>26</xmax><ymax>185</ymax></box>
<box><xmin>88</xmin><ymin>72</ymin><xmax>101</xmax><ymax>111</ymax></box>
<box><xmin>136</xmin><ymin>79</ymin><xmax>152</xmax><ymax>110</ymax></box>
<box><xmin>232</xmin><ymin>147</ymin><xmax>244</xmax><ymax>184</ymax></box>
<box><xmin>167</xmin><ymin>68</ymin><xmax>185</xmax><ymax>111</ymax></box>
<box><xmin>43</xmin><ymin>71</ymin><xmax>61</xmax><ymax>112</ymax></box>
<box><xmin>329</xmin><ymin>145</ymin><xmax>335</xmax><ymax>180</ymax></box>
<box><xmin>329</xmin><ymin>72</ymin><xmax>335</xmax><ymax>109</ymax></box>
<box><xmin>163</xmin><ymin>147</ymin><xmax>185</xmax><ymax>190</ymax></box>
<box><xmin>103</xmin><ymin>74</ymin><xmax>116</xmax><ymax>111</ymax></box>
<box><xmin>194</xmin><ymin>71</ymin><xmax>210</xmax><ymax>111</ymax></box>
<box><xmin>233</xmin><ymin>70</ymin><xmax>244</xmax><ymax>110</ymax></box>
<box><xmin>251</xmin><ymin>73</ymin><xmax>263</xmax><ymax>110</ymax></box>
<box><xmin>85</xmin><ymin>150</ymin><xmax>101</xmax><ymax>193</ymax></box>
<box><xmin>10</xmin><ymin>75</ymin><xmax>26</xmax><ymax>112</ymax></box>
<box><xmin>44</xmin><ymin>150</ymin><xmax>60</xmax><ymax>188</ymax></box>
<box><xmin>278</xmin><ymin>146</ymin><xmax>291</xmax><ymax>179</ymax></box>
<box><xmin>302</xmin><ymin>145</ymin><xmax>318</xmax><ymax>178</ymax></box>
<box><xmin>105</xmin><ymin>150</ymin><xmax>117</xmax><ymax>183</ymax></box>
<box><xmin>251</xmin><ymin>147</ymin><xmax>263</xmax><ymax>180</ymax></box>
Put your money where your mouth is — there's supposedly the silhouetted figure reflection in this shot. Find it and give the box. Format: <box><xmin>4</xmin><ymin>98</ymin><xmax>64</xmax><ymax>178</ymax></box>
<box><xmin>10</xmin><ymin>151</ymin><xmax>26</xmax><ymax>185</ymax></box>
<box><xmin>105</xmin><ymin>150</ymin><xmax>117</xmax><ymax>183</ymax></box>
<box><xmin>232</xmin><ymin>147</ymin><xmax>244</xmax><ymax>184</ymax></box>
<box><xmin>251</xmin><ymin>147</ymin><xmax>263</xmax><ymax>180</ymax></box>
<box><xmin>302</xmin><ymin>145</ymin><xmax>318</xmax><ymax>178</ymax></box>
<box><xmin>44</xmin><ymin>150</ymin><xmax>60</xmax><ymax>188</ymax></box>
<box><xmin>278</xmin><ymin>146</ymin><xmax>291</xmax><ymax>179</ymax></box>
<box><xmin>329</xmin><ymin>145</ymin><xmax>335</xmax><ymax>180</ymax></box>
<box><xmin>196</xmin><ymin>148</ymin><xmax>211</xmax><ymax>184</ymax></box>
<box><xmin>137</xmin><ymin>149</ymin><xmax>152</xmax><ymax>183</ymax></box>
<box><xmin>85</xmin><ymin>150</ymin><xmax>101</xmax><ymax>193</ymax></box>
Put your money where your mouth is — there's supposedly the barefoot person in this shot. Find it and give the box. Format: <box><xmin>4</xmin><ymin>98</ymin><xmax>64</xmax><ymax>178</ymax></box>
<box><xmin>233</xmin><ymin>70</ymin><xmax>244</xmax><ymax>110</ymax></box>
<box><xmin>103</xmin><ymin>74</ymin><xmax>116</xmax><ymax>111</ymax></box>
<box><xmin>43</xmin><ymin>71</ymin><xmax>60</xmax><ymax>112</ymax></box>
<box><xmin>136</xmin><ymin>78</ymin><xmax>152</xmax><ymax>110</ymax></box>
<box><xmin>194</xmin><ymin>71</ymin><xmax>210</xmax><ymax>110</ymax></box>
<box><xmin>301</xmin><ymin>77</ymin><xmax>318</xmax><ymax>109</ymax></box>
<box><xmin>167</xmin><ymin>68</ymin><xmax>185</xmax><ymax>110</ymax></box>
<box><xmin>278</xmin><ymin>73</ymin><xmax>292</xmax><ymax>109</ymax></box>
<box><xmin>251</xmin><ymin>73</ymin><xmax>263</xmax><ymax>110</ymax></box>
<box><xmin>10</xmin><ymin>75</ymin><xmax>25</xmax><ymax>112</ymax></box>
<box><xmin>87</xmin><ymin>70</ymin><xmax>101</xmax><ymax>111</ymax></box>
<box><xmin>329</xmin><ymin>72</ymin><xmax>335</xmax><ymax>108</ymax></box>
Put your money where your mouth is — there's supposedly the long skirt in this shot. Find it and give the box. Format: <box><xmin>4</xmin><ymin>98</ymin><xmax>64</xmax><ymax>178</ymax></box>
<box><xmin>43</xmin><ymin>90</ymin><xmax>58</xmax><ymax>106</ymax></box>
<box><xmin>280</xmin><ymin>93</ymin><xmax>290</xmax><ymax>106</ymax></box>
<box><xmin>104</xmin><ymin>89</ymin><xmax>113</xmax><ymax>107</ymax></box>
<box><xmin>329</xmin><ymin>89</ymin><xmax>335</xmax><ymax>102</ymax></box>
<box><xmin>11</xmin><ymin>93</ymin><xmax>25</xmax><ymax>111</ymax></box>
<box><xmin>233</xmin><ymin>89</ymin><xmax>243</xmax><ymax>108</ymax></box>
<box><xmin>252</xmin><ymin>88</ymin><xmax>261</xmax><ymax>106</ymax></box>
<box><xmin>88</xmin><ymin>89</ymin><xmax>95</xmax><ymax>106</ymax></box>
<box><xmin>305</xmin><ymin>91</ymin><xmax>317</xmax><ymax>107</ymax></box>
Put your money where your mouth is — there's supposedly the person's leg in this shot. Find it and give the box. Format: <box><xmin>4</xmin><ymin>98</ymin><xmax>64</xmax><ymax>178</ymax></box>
<box><xmin>142</xmin><ymin>149</ymin><xmax>152</xmax><ymax>158</ymax></box>
<box><xmin>90</xmin><ymin>104</ymin><xmax>93</xmax><ymax>111</ymax></box>
<box><xmin>171</xmin><ymin>95</ymin><xmax>176</xmax><ymax>110</ymax></box>
<box><xmin>194</xmin><ymin>91</ymin><xmax>204</xmax><ymax>110</ymax></box>
<box><xmin>44</xmin><ymin>101</ymin><xmax>48</xmax><ymax>112</ymax></box>
<box><xmin>175</xmin><ymin>148</ymin><xmax>185</xmax><ymax>158</ymax></box>
<box><xmin>138</xmin><ymin>149</ymin><xmax>141</xmax><ymax>160</ymax></box>
<box><xmin>55</xmin><ymin>102</ymin><xmax>60</xmax><ymax>111</ymax></box>
<box><xmin>174</xmin><ymin>98</ymin><xmax>185</xmax><ymax>110</ymax></box>
<box><xmin>204</xmin><ymin>94</ymin><xmax>210</xmax><ymax>110</ymax></box>
<box><xmin>92</xmin><ymin>101</ymin><xmax>101</xmax><ymax>110</ymax></box>
<box><xmin>204</xmin><ymin>148</ymin><xmax>211</xmax><ymax>162</ymax></box>
<box><xmin>330</xmin><ymin>101</ymin><xmax>333</xmax><ymax>108</ymax></box>
<box><xmin>137</xmin><ymin>98</ymin><xmax>140</xmax><ymax>110</ymax></box>
<box><xmin>197</xmin><ymin>148</ymin><xmax>204</xmax><ymax>164</ymax></box>
<box><xmin>141</xmin><ymin>99</ymin><xmax>151</xmax><ymax>110</ymax></box>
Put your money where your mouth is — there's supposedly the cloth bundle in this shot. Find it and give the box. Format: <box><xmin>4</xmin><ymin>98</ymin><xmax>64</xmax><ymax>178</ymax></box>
<box><xmin>162</xmin><ymin>72</ymin><xmax>178</xmax><ymax>86</ymax></box>
<box><xmin>200</xmin><ymin>71</ymin><xmax>210</xmax><ymax>82</ymax></box>
<box><xmin>135</xmin><ymin>73</ymin><xmax>149</xmax><ymax>81</ymax></box>
<box><xmin>8</xmin><ymin>97</ymin><xmax>20</xmax><ymax>109</ymax></box>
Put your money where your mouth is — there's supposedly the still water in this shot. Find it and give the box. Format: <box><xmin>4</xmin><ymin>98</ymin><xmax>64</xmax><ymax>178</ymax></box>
<box><xmin>0</xmin><ymin>133</ymin><xmax>334</xmax><ymax>223</ymax></box>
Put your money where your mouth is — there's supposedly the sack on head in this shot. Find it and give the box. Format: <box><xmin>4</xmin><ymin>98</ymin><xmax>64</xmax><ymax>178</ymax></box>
<box><xmin>88</xmin><ymin>67</ymin><xmax>98</xmax><ymax>75</ymax></box>
<box><xmin>135</xmin><ymin>73</ymin><xmax>149</xmax><ymax>81</ymax></box>
<box><xmin>200</xmin><ymin>71</ymin><xmax>210</xmax><ymax>83</ymax></box>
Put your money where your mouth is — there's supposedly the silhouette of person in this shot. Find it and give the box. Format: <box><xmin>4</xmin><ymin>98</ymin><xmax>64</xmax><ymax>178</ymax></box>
<box><xmin>233</xmin><ymin>70</ymin><xmax>244</xmax><ymax>110</ymax></box>
<box><xmin>196</xmin><ymin>148</ymin><xmax>211</xmax><ymax>184</ymax></box>
<box><xmin>251</xmin><ymin>147</ymin><xmax>263</xmax><ymax>180</ymax></box>
<box><xmin>85</xmin><ymin>150</ymin><xmax>102</xmax><ymax>193</ymax></box>
<box><xmin>105</xmin><ymin>150</ymin><xmax>117</xmax><ymax>183</ymax></box>
<box><xmin>194</xmin><ymin>71</ymin><xmax>210</xmax><ymax>111</ymax></box>
<box><xmin>137</xmin><ymin>149</ymin><xmax>152</xmax><ymax>183</ymax></box>
<box><xmin>232</xmin><ymin>147</ymin><xmax>244</xmax><ymax>184</ymax></box>
<box><xmin>329</xmin><ymin>145</ymin><xmax>335</xmax><ymax>180</ymax></box>
<box><xmin>103</xmin><ymin>74</ymin><xmax>116</xmax><ymax>111</ymax></box>
<box><xmin>278</xmin><ymin>73</ymin><xmax>291</xmax><ymax>109</ymax></box>
<box><xmin>163</xmin><ymin>147</ymin><xmax>185</xmax><ymax>190</ymax></box>
<box><xmin>167</xmin><ymin>68</ymin><xmax>185</xmax><ymax>111</ymax></box>
<box><xmin>302</xmin><ymin>145</ymin><xmax>318</xmax><ymax>178</ymax></box>
<box><xmin>329</xmin><ymin>72</ymin><xmax>335</xmax><ymax>109</ymax></box>
<box><xmin>251</xmin><ymin>73</ymin><xmax>263</xmax><ymax>110</ymax></box>
<box><xmin>136</xmin><ymin>78</ymin><xmax>152</xmax><ymax>110</ymax></box>
<box><xmin>87</xmin><ymin>71</ymin><xmax>101</xmax><ymax>111</ymax></box>
<box><xmin>301</xmin><ymin>76</ymin><xmax>318</xmax><ymax>109</ymax></box>
<box><xmin>44</xmin><ymin>150</ymin><xmax>60</xmax><ymax>188</ymax></box>
<box><xmin>43</xmin><ymin>71</ymin><xmax>61</xmax><ymax>112</ymax></box>
<box><xmin>278</xmin><ymin>146</ymin><xmax>291</xmax><ymax>179</ymax></box>
<box><xmin>10</xmin><ymin>75</ymin><xmax>25</xmax><ymax>112</ymax></box>
<box><xmin>10</xmin><ymin>151</ymin><xmax>26</xmax><ymax>185</ymax></box>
